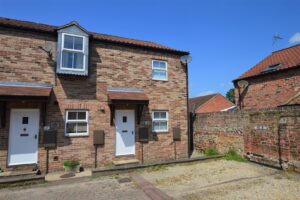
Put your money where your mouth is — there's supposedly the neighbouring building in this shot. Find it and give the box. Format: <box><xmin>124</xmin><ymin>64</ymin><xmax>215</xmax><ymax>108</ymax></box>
<box><xmin>0</xmin><ymin>17</ymin><xmax>190</xmax><ymax>173</ymax></box>
<box><xmin>189</xmin><ymin>93</ymin><xmax>235</xmax><ymax>113</ymax></box>
<box><xmin>233</xmin><ymin>44</ymin><xmax>300</xmax><ymax>109</ymax></box>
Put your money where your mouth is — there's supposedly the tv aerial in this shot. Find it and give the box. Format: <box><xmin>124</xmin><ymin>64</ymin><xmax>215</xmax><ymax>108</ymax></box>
<box><xmin>272</xmin><ymin>34</ymin><xmax>283</xmax><ymax>46</ymax></box>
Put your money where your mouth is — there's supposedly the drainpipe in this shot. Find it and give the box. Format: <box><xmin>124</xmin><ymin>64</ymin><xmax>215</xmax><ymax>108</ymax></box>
<box><xmin>186</xmin><ymin>62</ymin><xmax>191</xmax><ymax>157</ymax></box>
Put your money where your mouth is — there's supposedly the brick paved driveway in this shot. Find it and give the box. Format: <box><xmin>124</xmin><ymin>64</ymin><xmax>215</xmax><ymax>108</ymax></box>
<box><xmin>0</xmin><ymin>175</ymin><xmax>150</xmax><ymax>200</ymax></box>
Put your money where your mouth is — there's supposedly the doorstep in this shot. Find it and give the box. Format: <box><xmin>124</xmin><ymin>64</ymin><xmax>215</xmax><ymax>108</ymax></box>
<box><xmin>45</xmin><ymin>169</ymin><xmax>92</xmax><ymax>182</ymax></box>
<box><xmin>0</xmin><ymin>171</ymin><xmax>45</xmax><ymax>189</ymax></box>
<box><xmin>113</xmin><ymin>159</ymin><xmax>140</xmax><ymax>166</ymax></box>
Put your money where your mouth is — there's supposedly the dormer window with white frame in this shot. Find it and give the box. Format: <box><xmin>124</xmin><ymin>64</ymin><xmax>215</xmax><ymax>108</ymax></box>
<box><xmin>61</xmin><ymin>33</ymin><xmax>85</xmax><ymax>70</ymax></box>
<box><xmin>152</xmin><ymin>60</ymin><xmax>168</xmax><ymax>81</ymax></box>
<box><xmin>56</xmin><ymin>22</ymin><xmax>89</xmax><ymax>76</ymax></box>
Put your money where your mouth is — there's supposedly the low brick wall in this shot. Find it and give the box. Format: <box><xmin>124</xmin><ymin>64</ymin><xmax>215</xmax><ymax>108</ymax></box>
<box><xmin>193</xmin><ymin>106</ymin><xmax>300</xmax><ymax>172</ymax></box>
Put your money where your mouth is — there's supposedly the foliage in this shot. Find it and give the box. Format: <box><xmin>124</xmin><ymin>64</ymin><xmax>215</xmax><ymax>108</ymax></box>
<box><xmin>223</xmin><ymin>149</ymin><xmax>247</xmax><ymax>162</ymax></box>
<box><xmin>203</xmin><ymin>148</ymin><xmax>219</xmax><ymax>156</ymax></box>
<box><xmin>63</xmin><ymin>160</ymin><xmax>80</xmax><ymax>168</ymax></box>
<box><xmin>226</xmin><ymin>88</ymin><xmax>235</xmax><ymax>103</ymax></box>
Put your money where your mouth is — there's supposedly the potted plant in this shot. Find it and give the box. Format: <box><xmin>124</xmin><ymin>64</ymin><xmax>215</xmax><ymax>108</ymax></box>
<box><xmin>63</xmin><ymin>160</ymin><xmax>80</xmax><ymax>173</ymax></box>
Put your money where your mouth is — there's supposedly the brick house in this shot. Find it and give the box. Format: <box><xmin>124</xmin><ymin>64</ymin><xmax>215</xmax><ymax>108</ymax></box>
<box><xmin>0</xmin><ymin>17</ymin><xmax>190</xmax><ymax>173</ymax></box>
<box><xmin>189</xmin><ymin>93</ymin><xmax>235</xmax><ymax>113</ymax></box>
<box><xmin>234</xmin><ymin>44</ymin><xmax>300</xmax><ymax>109</ymax></box>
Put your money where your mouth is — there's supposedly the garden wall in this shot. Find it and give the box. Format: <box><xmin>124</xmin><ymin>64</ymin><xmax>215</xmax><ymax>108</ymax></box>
<box><xmin>193</xmin><ymin>106</ymin><xmax>300</xmax><ymax>172</ymax></box>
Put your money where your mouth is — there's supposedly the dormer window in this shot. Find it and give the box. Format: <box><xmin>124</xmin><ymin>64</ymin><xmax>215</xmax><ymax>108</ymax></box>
<box><xmin>61</xmin><ymin>34</ymin><xmax>85</xmax><ymax>70</ymax></box>
<box><xmin>56</xmin><ymin>22</ymin><xmax>89</xmax><ymax>76</ymax></box>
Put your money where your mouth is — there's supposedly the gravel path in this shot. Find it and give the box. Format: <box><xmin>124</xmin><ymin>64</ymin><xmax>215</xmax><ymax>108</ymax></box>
<box><xmin>139</xmin><ymin>159</ymin><xmax>300</xmax><ymax>200</ymax></box>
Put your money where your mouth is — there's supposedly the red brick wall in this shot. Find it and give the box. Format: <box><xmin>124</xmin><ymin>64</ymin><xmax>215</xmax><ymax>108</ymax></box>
<box><xmin>195</xmin><ymin>95</ymin><xmax>235</xmax><ymax>113</ymax></box>
<box><xmin>193</xmin><ymin>106</ymin><xmax>300</xmax><ymax>172</ymax></box>
<box><xmin>0</xmin><ymin>27</ymin><xmax>188</xmax><ymax>172</ymax></box>
<box><xmin>234</xmin><ymin>68</ymin><xmax>300</xmax><ymax>109</ymax></box>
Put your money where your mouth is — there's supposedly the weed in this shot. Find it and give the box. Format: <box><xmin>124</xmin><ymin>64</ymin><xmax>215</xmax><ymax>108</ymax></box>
<box><xmin>203</xmin><ymin>148</ymin><xmax>219</xmax><ymax>156</ymax></box>
<box><xmin>223</xmin><ymin>149</ymin><xmax>247</xmax><ymax>162</ymax></box>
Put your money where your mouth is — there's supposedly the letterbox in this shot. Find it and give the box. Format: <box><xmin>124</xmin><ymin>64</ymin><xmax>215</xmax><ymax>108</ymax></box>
<box><xmin>173</xmin><ymin>127</ymin><xmax>181</xmax><ymax>141</ymax></box>
<box><xmin>44</xmin><ymin>130</ymin><xmax>57</xmax><ymax>148</ymax></box>
<box><xmin>94</xmin><ymin>130</ymin><xmax>105</xmax><ymax>145</ymax></box>
<box><xmin>138</xmin><ymin>127</ymin><xmax>149</xmax><ymax>142</ymax></box>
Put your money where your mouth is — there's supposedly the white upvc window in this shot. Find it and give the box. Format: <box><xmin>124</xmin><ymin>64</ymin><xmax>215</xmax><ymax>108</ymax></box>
<box><xmin>152</xmin><ymin>60</ymin><xmax>168</xmax><ymax>81</ymax></box>
<box><xmin>65</xmin><ymin>110</ymin><xmax>89</xmax><ymax>136</ymax></box>
<box><xmin>61</xmin><ymin>33</ymin><xmax>85</xmax><ymax>71</ymax></box>
<box><xmin>152</xmin><ymin>111</ymin><xmax>168</xmax><ymax>132</ymax></box>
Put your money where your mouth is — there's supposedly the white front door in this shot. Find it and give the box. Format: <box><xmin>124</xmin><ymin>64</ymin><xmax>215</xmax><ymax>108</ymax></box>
<box><xmin>115</xmin><ymin>110</ymin><xmax>135</xmax><ymax>156</ymax></box>
<box><xmin>8</xmin><ymin>109</ymin><xmax>40</xmax><ymax>166</ymax></box>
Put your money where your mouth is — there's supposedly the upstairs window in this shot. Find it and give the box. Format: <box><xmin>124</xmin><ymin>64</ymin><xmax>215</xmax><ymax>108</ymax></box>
<box><xmin>61</xmin><ymin>34</ymin><xmax>85</xmax><ymax>70</ymax></box>
<box><xmin>152</xmin><ymin>60</ymin><xmax>168</xmax><ymax>81</ymax></box>
<box><xmin>152</xmin><ymin>111</ymin><xmax>168</xmax><ymax>132</ymax></box>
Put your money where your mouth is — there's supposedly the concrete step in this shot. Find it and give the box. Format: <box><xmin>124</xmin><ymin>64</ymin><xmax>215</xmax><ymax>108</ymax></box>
<box><xmin>113</xmin><ymin>159</ymin><xmax>140</xmax><ymax>166</ymax></box>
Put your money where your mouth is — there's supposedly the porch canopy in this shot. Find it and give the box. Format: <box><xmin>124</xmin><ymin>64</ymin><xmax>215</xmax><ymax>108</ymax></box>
<box><xmin>107</xmin><ymin>87</ymin><xmax>149</xmax><ymax>125</ymax></box>
<box><xmin>0</xmin><ymin>81</ymin><xmax>52</xmax><ymax>101</ymax></box>
<box><xmin>0</xmin><ymin>82</ymin><xmax>53</xmax><ymax>127</ymax></box>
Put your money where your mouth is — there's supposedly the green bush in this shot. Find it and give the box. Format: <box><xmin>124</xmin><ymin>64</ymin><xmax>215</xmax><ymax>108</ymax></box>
<box><xmin>224</xmin><ymin>149</ymin><xmax>247</xmax><ymax>162</ymax></box>
<box><xmin>63</xmin><ymin>160</ymin><xmax>80</xmax><ymax>168</ymax></box>
<box><xmin>203</xmin><ymin>148</ymin><xmax>219</xmax><ymax>156</ymax></box>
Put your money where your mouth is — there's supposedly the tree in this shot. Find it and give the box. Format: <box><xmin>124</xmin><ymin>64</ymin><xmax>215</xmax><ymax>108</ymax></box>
<box><xmin>226</xmin><ymin>88</ymin><xmax>235</xmax><ymax>103</ymax></box>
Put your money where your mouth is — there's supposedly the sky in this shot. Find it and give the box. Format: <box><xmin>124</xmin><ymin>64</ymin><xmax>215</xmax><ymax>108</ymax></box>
<box><xmin>1</xmin><ymin>0</ymin><xmax>300</xmax><ymax>97</ymax></box>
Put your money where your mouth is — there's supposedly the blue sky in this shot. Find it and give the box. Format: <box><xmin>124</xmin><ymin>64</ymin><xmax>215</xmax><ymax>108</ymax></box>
<box><xmin>1</xmin><ymin>0</ymin><xmax>300</xmax><ymax>97</ymax></box>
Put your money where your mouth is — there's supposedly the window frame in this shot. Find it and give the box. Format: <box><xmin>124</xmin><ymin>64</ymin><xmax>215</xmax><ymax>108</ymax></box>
<box><xmin>60</xmin><ymin>33</ymin><xmax>86</xmax><ymax>71</ymax></box>
<box><xmin>151</xmin><ymin>60</ymin><xmax>168</xmax><ymax>81</ymax></box>
<box><xmin>65</xmin><ymin>110</ymin><xmax>89</xmax><ymax>137</ymax></box>
<box><xmin>152</xmin><ymin>111</ymin><xmax>169</xmax><ymax>132</ymax></box>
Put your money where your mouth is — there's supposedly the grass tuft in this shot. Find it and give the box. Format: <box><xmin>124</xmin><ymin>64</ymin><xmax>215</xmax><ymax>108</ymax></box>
<box><xmin>203</xmin><ymin>148</ymin><xmax>219</xmax><ymax>156</ymax></box>
<box><xmin>223</xmin><ymin>149</ymin><xmax>247</xmax><ymax>162</ymax></box>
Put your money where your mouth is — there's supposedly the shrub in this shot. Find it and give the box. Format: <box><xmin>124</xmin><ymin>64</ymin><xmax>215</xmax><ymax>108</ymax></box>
<box><xmin>63</xmin><ymin>160</ymin><xmax>80</xmax><ymax>168</ymax></box>
<box><xmin>224</xmin><ymin>149</ymin><xmax>247</xmax><ymax>162</ymax></box>
<box><xmin>203</xmin><ymin>148</ymin><xmax>219</xmax><ymax>156</ymax></box>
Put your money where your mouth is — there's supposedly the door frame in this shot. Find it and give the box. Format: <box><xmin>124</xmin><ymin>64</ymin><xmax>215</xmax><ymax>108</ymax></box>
<box><xmin>8</xmin><ymin>108</ymin><xmax>40</xmax><ymax>166</ymax></box>
<box><xmin>115</xmin><ymin>109</ymin><xmax>135</xmax><ymax>156</ymax></box>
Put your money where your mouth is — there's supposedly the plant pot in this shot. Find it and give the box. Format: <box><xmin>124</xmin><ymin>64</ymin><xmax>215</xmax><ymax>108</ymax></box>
<box><xmin>64</xmin><ymin>165</ymin><xmax>80</xmax><ymax>173</ymax></box>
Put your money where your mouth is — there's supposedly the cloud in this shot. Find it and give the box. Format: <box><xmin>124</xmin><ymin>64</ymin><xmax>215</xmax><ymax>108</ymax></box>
<box><xmin>289</xmin><ymin>33</ymin><xmax>300</xmax><ymax>44</ymax></box>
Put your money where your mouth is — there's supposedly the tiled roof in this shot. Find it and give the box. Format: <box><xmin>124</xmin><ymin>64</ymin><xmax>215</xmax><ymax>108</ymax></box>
<box><xmin>107</xmin><ymin>91</ymin><xmax>149</xmax><ymax>102</ymax></box>
<box><xmin>0</xmin><ymin>17</ymin><xmax>189</xmax><ymax>55</ymax></box>
<box><xmin>189</xmin><ymin>93</ymin><xmax>218</xmax><ymax>112</ymax></box>
<box><xmin>235</xmin><ymin>44</ymin><xmax>300</xmax><ymax>81</ymax></box>
<box><xmin>0</xmin><ymin>85</ymin><xmax>52</xmax><ymax>97</ymax></box>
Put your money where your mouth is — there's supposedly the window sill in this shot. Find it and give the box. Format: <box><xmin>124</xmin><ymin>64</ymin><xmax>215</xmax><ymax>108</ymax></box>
<box><xmin>65</xmin><ymin>133</ymin><xmax>89</xmax><ymax>137</ymax></box>
<box><xmin>152</xmin><ymin>130</ymin><xmax>169</xmax><ymax>134</ymax></box>
<box><xmin>152</xmin><ymin>78</ymin><xmax>168</xmax><ymax>82</ymax></box>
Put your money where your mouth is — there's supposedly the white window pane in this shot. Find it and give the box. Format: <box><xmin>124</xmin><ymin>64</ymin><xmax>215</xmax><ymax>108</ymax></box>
<box><xmin>66</xmin><ymin>123</ymin><xmax>76</xmax><ymax>133</ymax></box>
<box><xmin>153</xmin><ymin>61</ymin><xmax>160</xmax><ymax>68</ymax></box>
<box><xmin>62</xmin><ymin>51</ymin><xmax>73</xmax><ymax>68</ymax></box>
<box><xmin>153</xmin><ymin>121</ymin><xmax>160</xmax><ymax>131</ymax></box>
<box><xmin>64</xmin><ymin>35</ymin><xmax>73</xmax><ymax>49</ymax></box>
<box><xmin>160</xmin><ymin>112</ymin><xmax>166</xmax><ymax>119</ymax></box>
<box><xmin>74</xmin><ymin>36</ymin><xmax>83</xmax><ymax>50</ymax></box>
<box><xmin>153</xmin><ymin>69</ymin><xmax>166</xmax><ymax>80</ymax></box>
<box><xmin>78</xmin><ymin>112</ymin><xmax>86</xmax><ymax>120</ymax></box>
<box><xmin>74</xmin><ymin>53</ymin><xmax>84</xmax><ymax>69</ymax></box>
<box><xmin>154</xmin><ymin>112</ymin><xmax>160</xmax><ymax>119</ymax></box>
<box><xmin>77</xmin><ymin>122</ymin><xmax>87</xmax><ymax>133</ymax></box>
<box><xmin>68</xmin><ymin>112</ymin><xmax>77</xmax><ymax>120</ymax></box>
<box><xmin>160</xmin><ymin>121</ymin><xmax>167</xmax><ymax>130</ymax></box>
<box><xmin>159</xmin><ymin>61</ymin><xmax>166</xmax><ymax>68</ymax></box>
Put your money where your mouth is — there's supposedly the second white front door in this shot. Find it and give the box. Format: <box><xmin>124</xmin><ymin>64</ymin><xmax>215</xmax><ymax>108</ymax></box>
<box><xmin>115</xmin><ymin>110</ymin><xmax>135</xmax><ymax>156</ymax></box>
<box><xmin>8</xmin><ymin>109</ymin><xmax>40</xmax><ymax>166</ymax></box>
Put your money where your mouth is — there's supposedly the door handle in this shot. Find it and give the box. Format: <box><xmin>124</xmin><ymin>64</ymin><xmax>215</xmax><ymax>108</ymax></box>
<box><xmin>34</xmin><ymin>134</ymin><xmax>37</xmax><ymax>139</ymax></box>
<box><xmin>132</xmin><ymin>131</ymin><xmax>134</xmax><ymax>135</ymax></box>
